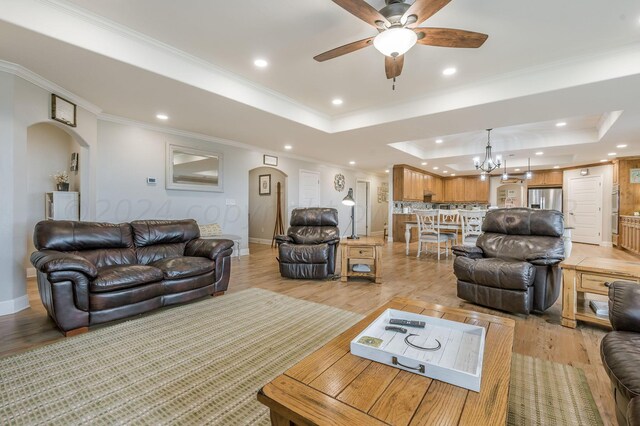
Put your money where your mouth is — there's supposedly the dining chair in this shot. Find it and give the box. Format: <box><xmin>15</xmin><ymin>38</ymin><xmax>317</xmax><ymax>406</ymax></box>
<box><xmin>438</xmin><ymin>209</ymin><xmax>460</xmax><ymax>247</ymax></box>
<box><xmin>414</xmin><ymin>209</ymin><xmax>450</xmax><ymax>260</ymax></box>
<box><xmin>459</xmin><ymin>210</ymin><xmax>486</xmax><ymax>246</ymax></box>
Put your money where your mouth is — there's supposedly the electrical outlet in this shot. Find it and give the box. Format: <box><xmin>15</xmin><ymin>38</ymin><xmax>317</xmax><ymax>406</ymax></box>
<box><xmin>225</xmin><ymin>199</ymin><xmax>236</xmax><ymax>206</ymax></box>
<box><xmin>147</xmin><ymin>177</ymin><xmax>157</xmax><ymax>185</ymax></box>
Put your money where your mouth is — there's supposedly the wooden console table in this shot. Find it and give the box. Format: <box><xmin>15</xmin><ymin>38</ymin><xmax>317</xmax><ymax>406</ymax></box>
<box><xmin>340</xmin><ymin>240</ymin><xmax>383</xmax><ymax>283</ymax></box>
<box><xmin>561</xmin><ymin>256</ymin><xmax>640</xmax><ymax>328</ymax></box>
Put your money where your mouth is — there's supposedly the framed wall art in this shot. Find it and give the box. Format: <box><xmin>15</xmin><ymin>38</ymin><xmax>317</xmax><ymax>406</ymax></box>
<box><xmin>259</xmin><ymin>174</ymin><xmax>271</xmax><ymax>195</ymax></box>
<box><xmin>631</xmin><ymin>169</ymin><xmax>640</xmax><ymax>184</ymax></box>
<box><xmin>166</xmin><ymin>144</ymin><xmax>224</xmax><ymax>192</ymax></box>
<box><xmin>70</xmin><ymin>152</ymin><xmax>79</xmax><ymax>172</ymax></box>
<box><xmin>263</xmin><ymin>155</ymin><xmax>278</xmax><ymax>166</ymax></box>
<box><xmin>51</xmin><ymin>94</ymin><xmax>77</xmax><ymax>127</ymax></box>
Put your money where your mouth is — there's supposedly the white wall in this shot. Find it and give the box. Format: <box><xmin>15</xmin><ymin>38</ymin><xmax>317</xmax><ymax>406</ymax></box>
<box><xmin>25</xmin><ymin>123</ymin><xmax>81</xmax><ymax>267</ymax></box>
<box><xmin>563</xmin><ymin>164</ymin><xmax>613</xmax><ymax>246</ymax></box>
<box><xmin>248</xmin><ymin>167</ymin><xmax>287</xmax><ymax>243</ymax></box>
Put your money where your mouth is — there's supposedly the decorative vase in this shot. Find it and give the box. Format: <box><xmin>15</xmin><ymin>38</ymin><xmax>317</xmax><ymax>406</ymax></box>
<box><xmin>56</xmin><ymin>183</ymin><xmax>70</xmax><ymax>191</ymax></box>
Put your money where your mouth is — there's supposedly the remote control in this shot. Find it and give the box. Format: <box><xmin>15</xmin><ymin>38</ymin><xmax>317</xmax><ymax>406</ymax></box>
<box><xmin>385</xmin><ymin>326</ymin><xmax>407</xmax><ymax>334</ymax></box>
<box><xmin>389</xmin><ymin>319</ymin><xmax>426</xmax><ymax>328</ymax></box>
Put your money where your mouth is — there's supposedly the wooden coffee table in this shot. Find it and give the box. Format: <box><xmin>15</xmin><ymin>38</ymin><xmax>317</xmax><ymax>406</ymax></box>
<box><xmin>258</xmin><ymin>297</ymin><xmax>515</xmax><ymax>426</ymax></box>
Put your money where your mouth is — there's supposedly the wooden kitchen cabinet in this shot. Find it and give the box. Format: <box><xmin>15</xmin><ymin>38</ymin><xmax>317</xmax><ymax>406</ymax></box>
<box><xmin>528</xmin><ymin>170</ymin><xmax>563</xmax><ymax>187</ymax></box>
<box><xmin>393</xmin><ymin>166</ymin><xmax>425</xmax><ymax>201</ymax></box>
<box><xmin>432</xmin><ymin>176</ymin><xmax>443</xmax><ymax>202</ymax></box>
<box><xmin>476</xmin><ymin>178</ymin><xmax>490</xmax><ymax>202</ymax></box>
<box><xmin>464</xmin><ymin>178</ymin><xmax>477</xmax><ymax>202</ymax></box>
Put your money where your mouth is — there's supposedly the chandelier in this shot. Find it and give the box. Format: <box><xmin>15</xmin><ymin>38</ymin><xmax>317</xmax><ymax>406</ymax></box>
<box><xmin>473</xmin><ymin>129</ymin><xmax>501</xmax><ymax>174</ymax></box>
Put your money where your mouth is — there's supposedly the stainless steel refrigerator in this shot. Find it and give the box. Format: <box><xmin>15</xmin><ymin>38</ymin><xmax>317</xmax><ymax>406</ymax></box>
<box><xmin>528</xmin><ymin>188</ymin><xmax>563</xmax><ymax>212</ymax></box>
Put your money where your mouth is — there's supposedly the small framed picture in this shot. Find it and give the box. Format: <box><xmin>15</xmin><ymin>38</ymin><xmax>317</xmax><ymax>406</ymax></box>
<box><xmin>631</xmin><ymin>169</ymin><xmax>640</xmax><ymax>184</ymax></box>
<box><xmin>263</xmin><ymin>155</ymin><xmax>278</xmax><ymax>166</ymax></box>
<box><xmin>70</xmin><ymin>152</ymin><xmax>79</xmax><ymax>172</ymax></box>
<box><xmin>51</xmin><ymin>94</ymin><xmax>77</xmax><ymax>127</ymax></box>
<box><xmin>259</xmin><ymin>174</ymin><xmax>271</xmax><ymax>195</ymax></box>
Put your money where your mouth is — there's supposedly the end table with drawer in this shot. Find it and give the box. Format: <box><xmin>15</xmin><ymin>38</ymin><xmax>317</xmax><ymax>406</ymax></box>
<box><xmin>341</xmin><ymin>240</ymin><xmax>383</xmax><ymax>284</ymax></box>
<box><xmin>561</xmin><ymin>256</ymin><xmax>640</xmax><ymax>328</ymax></box>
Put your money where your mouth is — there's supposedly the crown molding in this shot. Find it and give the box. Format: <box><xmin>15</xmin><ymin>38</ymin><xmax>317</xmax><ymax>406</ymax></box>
<box><xmin>0</xmin><ymin>60</ymin><xmax>102</xmax><ymax>114</ymax></box>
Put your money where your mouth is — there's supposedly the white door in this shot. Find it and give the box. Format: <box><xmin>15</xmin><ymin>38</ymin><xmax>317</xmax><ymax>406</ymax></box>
<box><xmin>356</xmin><ymin>180</ymin><xmax>369</xmax><ymax>236</ymax></box>
<box><xmin>567</xmin><ymin>176</ymin><xmax>603</xmax><ymax>244</ymax></box>
<box><xmin>299</xmin><ymin>170</ymin><xmax>320</xmax><ymax>207</ymax></box>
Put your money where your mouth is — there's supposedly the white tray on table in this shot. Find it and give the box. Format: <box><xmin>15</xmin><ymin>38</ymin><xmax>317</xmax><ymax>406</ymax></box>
<box><xmin>350</xmin><ymin>308</ymin><xmax>486</xmax><ymax>392</ymax></box>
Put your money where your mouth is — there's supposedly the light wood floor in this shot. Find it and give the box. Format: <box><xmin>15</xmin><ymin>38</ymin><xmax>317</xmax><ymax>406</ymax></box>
<box><xmin>2</xmin><ymin>241</ymin><xmax>637</xmax><ymax>425</ymax></box>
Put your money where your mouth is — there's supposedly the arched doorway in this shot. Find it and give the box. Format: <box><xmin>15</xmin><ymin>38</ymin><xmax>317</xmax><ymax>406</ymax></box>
<box><xmin>25</xmin><ymin>122</ymin><xmax>89</xmax><ymax>273</ymax></box>
<box><xmin>248</xmin><ymin>167</ymin><xmax>288</xmax><ymax>246</ymax></box>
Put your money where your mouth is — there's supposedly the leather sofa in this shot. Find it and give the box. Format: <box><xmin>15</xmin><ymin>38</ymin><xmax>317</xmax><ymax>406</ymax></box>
<box><xmin>31</xmin><ymin>219</ymin><xmax>234</xmax><ymax>336</ymax></box>
<box><xmin>452</xmin><ymin>208</ymin><xmax>565</xmax><ymax>315</ymax></box>
<box><xmin>275</xmin><ymin>208</ymin><xmax>340</xmax><ymax>279</ymax></box>
<box><xmin>601</xmin><ymin>281</ymin><xmax>640</xmax><ymax>426</ymax></box>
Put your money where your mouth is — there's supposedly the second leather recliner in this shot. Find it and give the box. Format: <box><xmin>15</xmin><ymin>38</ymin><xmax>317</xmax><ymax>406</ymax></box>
<box><xmin>275</xmin><ymin>208</ymin><xmax>340</xmax><ymax>279</ymax></box>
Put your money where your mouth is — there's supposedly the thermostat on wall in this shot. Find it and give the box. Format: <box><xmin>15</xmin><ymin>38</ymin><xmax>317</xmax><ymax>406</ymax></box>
<box><xmin>147</xmin><ymin>177</ymin><xmax>157</xmax><ymax>185</ymax></box>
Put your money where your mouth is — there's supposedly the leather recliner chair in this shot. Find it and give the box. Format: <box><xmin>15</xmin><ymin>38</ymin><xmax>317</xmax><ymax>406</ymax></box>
<box><xmin>275</xmin><ymin>208</ymin><xmax>340</xmax><ymax>279</ymax></box>
<box><xmin>452</xmin><ymin>208</ymin><xmax>565</xmax><ymax>315</ymax></box>
<box><xmin>601</xmin><ymin>281</ymin><xmax>640</xmax><ymax>426</ymax></box>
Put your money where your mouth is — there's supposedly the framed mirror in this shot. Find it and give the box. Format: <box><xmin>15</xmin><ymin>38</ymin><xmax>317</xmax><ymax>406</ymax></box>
<box><xmin>166</xmin><ymin>144</ymin><xmax>223</xmax><ymax>192</ymax></box>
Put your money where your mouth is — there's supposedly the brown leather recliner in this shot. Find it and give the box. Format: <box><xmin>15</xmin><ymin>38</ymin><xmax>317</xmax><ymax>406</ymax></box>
<box><xmin>31</xmin><ymin>219</ymin><xmax>234</xmax><ymax>335</ymax></box>
<box><xmin>453</xmin><ymin>208</ymin><xmax>565</xmax><ymax>315</ymax></box>
<box><xmin>275</xmin><ymin>208</ymin><xmax>340</xmax><ymax>279</ymax></box>
<box><xmin>601</xmin><ymin>281</ymin><xmax>640</xmax><ymax>426</ymax></box>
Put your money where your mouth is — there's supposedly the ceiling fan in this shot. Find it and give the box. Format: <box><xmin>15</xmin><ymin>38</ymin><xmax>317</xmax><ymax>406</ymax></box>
<box><xmin>314</xmin><ymin>0</ymin><xmax>488</xmax><ymax>81</ymax></box>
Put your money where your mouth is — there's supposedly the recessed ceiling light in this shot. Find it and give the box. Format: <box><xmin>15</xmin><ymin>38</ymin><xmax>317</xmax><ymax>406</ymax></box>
<box><xmin>349</xmin><ymin>161</ymin><xmax>355</xmax><ymax>165</ymax></box>
<box><xmin>556</xmin><ymin>122</ymin><xmax>567</xmax><ymax>127</ymax></box>
<box><xmin>421</xmin><ymin>162</ymin><xmax>428</xmax><ymax>165</ymax></box>
<box><xmin>332</xmin><ymin>98</ymin><xmax>343</xmax><ymax>106</ymax></box>
<box><xmin>442</xmin><ymin>67</ymin><xmax>457</xmax><ymax>76</ymax></box>
<box><xmin>515</xmin><ymin>168</ymin><xmax>521</xmax><ymax>172</ymax></box>
<box><xmin>443</xmin><ymin>170</ymin><xmax>448</xmax><ymax>173</ymax></box>
<box><xmin>156</xmin><ymin>113</ymin><xmax>169</xmax><ymax>120</ymax></box>
<box><xmin>451</xmin><ymin>174</ymin><xmax>456</xmax><ymax>177</ymax></box>
<box><xmin>553</xmin><ymin>165</ymin><xmax>560</xmax><ymax>169</ymax></box>
<box><xmin>535</xmin><ymin>151</ymin><xmax>544</xmax><ymax>156</ymax></box>
<box><xmin>617</xmin><ymin>144</ymin><xmax>628</xmax><ymax>148</ymax></box>
<box><xmin>600</xmin><ymin>159</ymin><xmax>608</xmax><ymax>162</ymax></box>
<box><xmin>385</xmin><ymin>169</ymin><xmax>390</xmax><ymax>173</ymax></box>
<box><xmin>608</xmin><ymin>152</ymin><xmax>617</xmax><ymax>156</ymax></box>
<box><xmin>254</xmin><ymin>59</ymin><xmax>268</xmax><ymax>68</ymax></box>
<box><xmin>433</xmin><ymin>166</ymin><xmax>439</xmax><ymax>170</ymax></box>
<box><xmin>284</xmin><ymin>145</ymin><xmax>292</xmax><ymax>150</ymax></box>
<box><xmin>435</xmin><ymin>139</ymin><xmax>443</xmax><ymax>144</ymax></box>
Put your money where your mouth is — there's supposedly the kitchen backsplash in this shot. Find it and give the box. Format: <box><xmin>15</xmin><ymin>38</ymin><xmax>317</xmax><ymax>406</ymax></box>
<box><xmin>392</xmin><ymin>201</ymin><xmax>490</xmax><ymax>214</ymax></box>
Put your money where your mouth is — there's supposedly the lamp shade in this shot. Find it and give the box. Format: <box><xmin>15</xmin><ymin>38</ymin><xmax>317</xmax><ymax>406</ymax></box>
<box><xmin>342</xmin><ymin>188</ymin><xmax>355</xmax><ymax>206</ymax></box>
<box><xmin>373</xmin><ymin>28</ymin><xmax>418</xmax><ymax>57</ymax></box>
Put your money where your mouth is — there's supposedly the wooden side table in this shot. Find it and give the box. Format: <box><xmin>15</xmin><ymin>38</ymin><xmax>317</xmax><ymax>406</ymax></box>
<box><xmin>561</xmin><ymin>256</ymin><xmax>640</xmax><ymax>328</ymax></box>
<box><xmin>340</xmin><ymin>240</ymin><xmax>383</xmax><ymax>284</ymax></box>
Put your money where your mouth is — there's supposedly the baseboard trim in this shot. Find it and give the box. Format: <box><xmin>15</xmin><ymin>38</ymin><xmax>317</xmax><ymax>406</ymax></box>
<box><xmin>26</xmin><ymin>267</ymin><xmax>36</xmax><ymax>278</ymax></box>
<box><xmin>248</xmin><ymin>237</ymin><xmax>273</xmax><ymax>245</ymax></box>
<box><xmin>240</xmin><ymin>248</ymin><xmax>250</xmax><ymax>256</ymax></box>
<box><xmin>0</xmin><ymin>294</ymin><xmax>30</xmax><ymax>316</ymax></box>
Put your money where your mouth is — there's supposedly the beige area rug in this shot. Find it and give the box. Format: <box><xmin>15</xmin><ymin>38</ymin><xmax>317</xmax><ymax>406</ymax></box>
<box><xmin>509</xmin><ymin>353</ymin><xmax>604</xmax><ymax>426</ymax></box>
<box><xmin>1</xmin><ymin>288</ymin><xmax>603</xmax><ymax>425</ymax></box>
<box><xmin>0</xmin><ymin>288</ymin><xmax>362</xmax><ymax>425</ymax></box>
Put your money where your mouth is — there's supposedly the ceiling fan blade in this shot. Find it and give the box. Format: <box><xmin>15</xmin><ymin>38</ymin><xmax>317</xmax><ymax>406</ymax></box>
<box><xmin>415</xmin><ymin>28</ymin><xmax>488</xmax><ymax>48</ymax></box>
<box><xmin>314</xmin><ymin>37</ymin><xmax>374</xmax><ymax>62</ymax></box>
<box><xmin>385</xmin><ymin>55</ymin><xmax>404</xmax><ymax>79</ymax></box>
<box><xmin>332</xmin><ymin>0</ymin><xmax>390</xmax><ymax>28</ymax></box>
<box><xmin>402</xmin><ymin>0</ymin><xmax>451</xmax><ymax>27</ymax></box>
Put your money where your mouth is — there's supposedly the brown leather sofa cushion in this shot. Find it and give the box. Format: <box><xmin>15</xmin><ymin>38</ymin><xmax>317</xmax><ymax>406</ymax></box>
<box><xmin>482</xmin><ymin>208</ymin><xmax>564</xmax><ymax>237</ymax></box>
<box><xmin>629</xmin><ymin>397</ymin><xmax>640</xmax><ymax>426</ymax></box>
<box><xmin>454</xmin><ymin>257</ymin><xmax>536</xmax><ymax>291</ymax></box>
<box><xmin>601</xmin><ymin>331</ymin><xmax>640</xmax><ymax>404</ymax></box>
<box><xmin>278</xmin><ymin>243</ymin><xmax>330</xmax><ymax>264</ymax></box>
<box><xmin>91</xmin><ymin>265</ymin><xmax>163</xmax><ymax>293</ymax></box>
<box><xmin>151</xmin><ymin>256</ymin><xmax>215</xmax><ymax>280</ymax></box>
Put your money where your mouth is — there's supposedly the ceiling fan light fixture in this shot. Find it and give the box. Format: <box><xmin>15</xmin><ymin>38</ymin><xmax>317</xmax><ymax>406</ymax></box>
<box><xmin>373</xmin><ymin>27</ymin><xmax>418</xmax><ymax>57</ymax></box>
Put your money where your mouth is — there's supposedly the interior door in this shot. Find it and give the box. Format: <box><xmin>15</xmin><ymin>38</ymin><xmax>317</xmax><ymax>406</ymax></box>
<box><xmin>299</xmin><ymin>170</ymin><xmax>320</xmax><ymax>207</ymax></box>
<box><xmin>567</xmin><ymin>176</ymin><xmax>603</xmax><ymax>244</ymax></box>
<box><xmin>355</xmin><ymin>180</ymin><xmax>369</xmax><ymax>236</ymax></box>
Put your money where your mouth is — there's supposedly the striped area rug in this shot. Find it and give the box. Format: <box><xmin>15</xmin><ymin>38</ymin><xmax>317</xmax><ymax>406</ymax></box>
<box><xmin>1</xmin><ymin>288</ymin><xmax>603</xmax><ymax>425</ymax></box>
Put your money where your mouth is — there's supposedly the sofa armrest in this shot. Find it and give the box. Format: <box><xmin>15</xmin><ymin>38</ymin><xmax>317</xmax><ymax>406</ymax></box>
<box><xmin>185</xmin><ymin>238</ymin><xmax>234</xmax><ymax>260</ymax></box>
<box><xmin>274</xmin><ymin>235</ymin><xmax>293</xmax><ymax>245</ymax></box>
<box><xmin>609</xmin><ymin>281</ymin><xmax>640</xmax><ymax>332</ymax></box>
<box><xmin>31</xmin><ymin>250</ymin><xmax>98</xmax><ymax>279</ymax></box>
<box><xmin>452</xmin><ymin>245</ymin><xmax>484</xmax><ymax>259</ymax></box>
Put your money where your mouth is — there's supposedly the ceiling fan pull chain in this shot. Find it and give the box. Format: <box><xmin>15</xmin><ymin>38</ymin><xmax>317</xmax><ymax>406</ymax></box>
<box><xmin>392</xmin><ymin>77</ymin><xmax>396</xmax><ymax>91</ymax></box>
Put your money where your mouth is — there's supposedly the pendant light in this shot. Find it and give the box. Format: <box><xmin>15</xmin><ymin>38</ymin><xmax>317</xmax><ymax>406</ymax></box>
<box><xmin>502</xmin><ymin>159</ymin><xmax>509</xmax><ymax>180</ymax></box>
<box><xmin>474</xmin><ymin>129</ymin><xmax>502</xmax><ymax>174</ymax></box>
<box><xmin>526</xmin><ymin>157</ymin><xmax>533</xmax><ymax>180</ymax></box>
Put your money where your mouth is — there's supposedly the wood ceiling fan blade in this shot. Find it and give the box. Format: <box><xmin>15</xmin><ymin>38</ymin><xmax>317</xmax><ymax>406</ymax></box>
<box><xmin>402</xmin><ymin>0</ymin><xmax>451</xmax><ymax>27</ymax></box>
<box><xmin>332</xmin><ymin>0</ymin><xmax>390</xmax><ymax>28</ymax></box>
<box><xmin>415</xmin><ymin>28</ymin><xmax>488</xmax><ymax>48</ymax></box>
<box><xmin>385</xmin><ymin>55</ymin><xmax>404</xmax><ymax>79</ymax></box>
<box><xmin>314</xmin><ymin>37</ymin><xmax>374</xmax><ymax>62</ymax></box>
